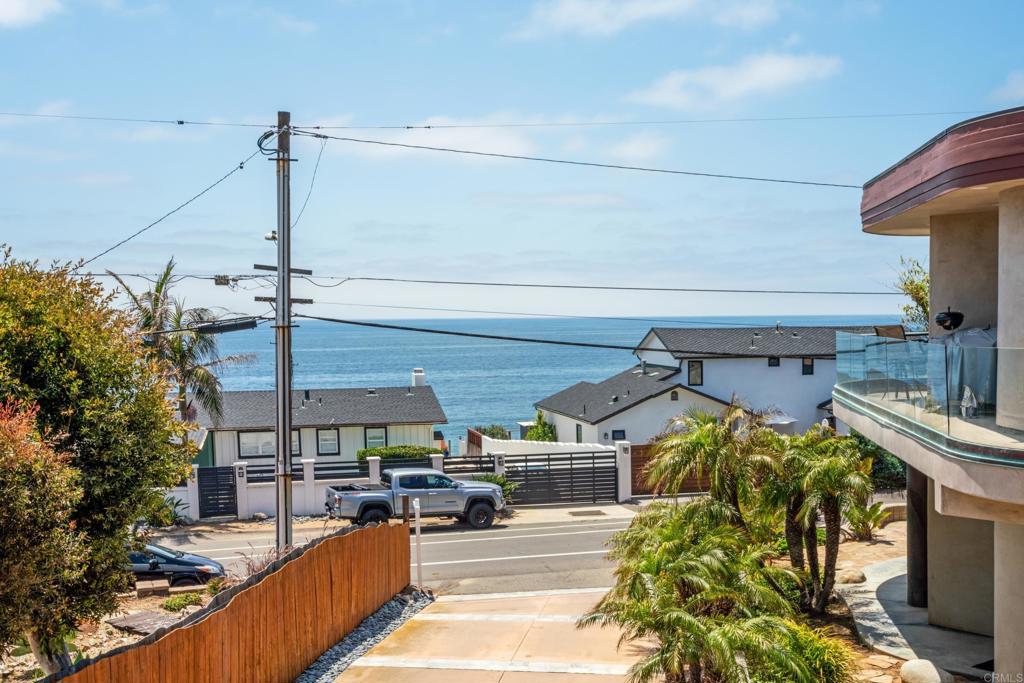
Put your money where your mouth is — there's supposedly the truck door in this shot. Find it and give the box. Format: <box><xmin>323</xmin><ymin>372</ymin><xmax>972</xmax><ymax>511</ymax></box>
<box><xmin>395</xmin><ymin>473</ymin><xmax>430</xmax><ymax>512</ymax></box>
<box><xmin>425</xmin><ymin>473</ymin><xmax>462</xmax><ymax>513</ymax></box>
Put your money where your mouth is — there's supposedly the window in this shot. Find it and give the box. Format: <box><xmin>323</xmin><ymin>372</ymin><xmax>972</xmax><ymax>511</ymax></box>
<box><xmin>768</xmin><ymin>357</ymin><xmax>780</xmax><ymax>367</ymax></box>
<box><xmin>365</xmin><ymin>426</ymin><xmax>387</xmax><ymax>449</ymax></box>
<box><xmin>611</xmin><ymin>429</ymin><xmax>626</xmax><ymax>441</ymax></box>
<box><xmin>238</xmin><ymin>431</ymin><xmax>299</xmax><ymax>458</ymax></box>
<box><xmin>317</xmin><ymin>428</ymin><xmax>340</xmax><ymax>455</ymax></box>
<box><xmin>575</xmin><ymin>424</ymin><xmax>583</xmax><ymax>443</ymax></box>
<box><xmin>399</xmin><ymin>474</ymin><xmax>428</xmax><ymax>490</ymax></box>
<box><xmin>425</xmin><ymin>474</ymin><xmax>455</xmax><ymax>489</ymax></box>
<box><xmin>670</xmin><ymin>390</ymin><xmax>679</xmax><ymax>401</ymax></box>
<box><xmin>687</xmin><ymin>360</ymin><xmax>703</xmax><ymax>386</ymax></box>
<box><xmin>802</xmin><ymin>358</ymin><xmax>814</xmax><ymax>375</ymax></box>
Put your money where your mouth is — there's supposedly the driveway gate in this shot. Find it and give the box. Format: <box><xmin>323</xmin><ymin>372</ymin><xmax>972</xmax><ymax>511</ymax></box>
<box><xmin>504</xmin><ymin>451</ymin><xmax>617</xmax><ymax>505</ymax></box>
<box><xmin>197</xmin><ymin>466</ymin><xmax>238</xmax><ymax>518</ymax></box>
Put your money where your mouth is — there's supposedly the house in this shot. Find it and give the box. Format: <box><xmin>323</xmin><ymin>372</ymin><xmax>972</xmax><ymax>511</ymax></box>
<box><xmin>191</xmin><ymin>369</ymin><xmax>447</xmax><ymax>467</ymax></box>
<box><xmin>534</xmin><ymin>325</ymin><xmax>871</xmax><ymax>447</ymax></box>
<box><xmin>833</xmin><ymin>107</ymin><xmax>1024</xmax><ymax>676</ymax></box>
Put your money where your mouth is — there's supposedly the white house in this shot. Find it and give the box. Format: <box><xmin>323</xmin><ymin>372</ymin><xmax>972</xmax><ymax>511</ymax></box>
<box><xmin>535</xmin><ymin>325</ymin><xmax>873</xmax><ymax>447</ymax></box>
<box><xmin>191</xmin><ymin>369</ymin><xmax>447</xmax><ymax>468</ymax></box>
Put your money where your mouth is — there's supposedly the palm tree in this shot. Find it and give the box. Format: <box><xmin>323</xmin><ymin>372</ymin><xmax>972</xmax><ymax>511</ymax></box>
<box><xmin>797</xmin><ymin>426</ymin><xmax>872</xmax><ymax>613</ymax></box>
<box><xmin>112</xmin><ymin>259</ymin><xmax>253</xmax><ymax>423</ymax></box>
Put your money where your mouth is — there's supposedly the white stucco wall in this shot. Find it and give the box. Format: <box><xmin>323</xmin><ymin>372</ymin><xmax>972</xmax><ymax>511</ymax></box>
<box><xmin>478</xmin><ymin>432</ymin><xmax>612</xmax><ymax>455</ymax></box>
<box><xmin>635</xmin><ymin>331</ymin><xmax>678</xmax><ymax>367</ymax></box>
<box><xmin>591</xmin><ymin>388</ymin><xmax>723</xmax><ymax>446</ymax></box>
<box><xmin>213</xmin><ymin>424</ymin><xmax>435</xmax><ymax>467</ymax></box>
<box><xmin>543</xmin><ymin>410</ymin><xmax>600</xmax><ymax>444</ymax></box>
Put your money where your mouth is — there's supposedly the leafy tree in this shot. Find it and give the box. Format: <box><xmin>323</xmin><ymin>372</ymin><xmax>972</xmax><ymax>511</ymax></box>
<box><xmin>112</xmin><ymin>258</ymin><xmax>252</xmax><ymax>422</ymax></box>
<box><xmin>0</xmin><ymin>402</ymin><xmax>86</xmax><ymax>662</ymax></box>
<box><xmin>851</xmin><ymin>430</ymin><xmax>906</xmax><ymax>490</ymax></box>
<box><xmin>0</xmin><ymin>252</ymin><xmax>193</xmax><ymax>673</ymax></box>
<box><xmin>895</xmin><ymin>256</ymin><xmax>929</xmax><ymax>330</ymax></box>
<box><xmin>524</xmin><ymin>410</ymin><xmax>557</xmax><ymax>441</ymax></box>
<box><xmin>472</xmin><ymin>424</ymin><xmax>510</xmax><ymax>439</ymax></box>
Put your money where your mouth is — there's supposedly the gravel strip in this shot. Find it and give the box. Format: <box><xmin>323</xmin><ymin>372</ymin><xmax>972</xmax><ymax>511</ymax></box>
<box><xmin>295</xmin><ymin>590</ymin><xmax>435</xmax><ymax>683</ymax></box>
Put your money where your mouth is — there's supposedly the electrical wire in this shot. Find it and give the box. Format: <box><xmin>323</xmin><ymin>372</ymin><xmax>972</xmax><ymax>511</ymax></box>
<box><xmin>295</xmin><ymin>313</ymin><xmax>807</xmax><ymax>358</ymax></box>
<box><xmin>296</xmin><ymin>109</ymin><xmax>990</xmax><ymax>130</ymax></box>
<box><xmin>292</xmin><ymin>130</ymin><xmax>859</xmax><ymax>188</ymax></box>
<box><xmin>78</xmin><ymin>137</ymin><xmax>275</xmax><ymax>268</ymax></box>
<box><xmin>292</xmin><ymin>137</ymin><xmax>326</xmax><ymax>230</ymax></box>
<box><xmin>0</xmin><ymin>111</ymin><xmax>273</xmax><ymax>127</ymax></box>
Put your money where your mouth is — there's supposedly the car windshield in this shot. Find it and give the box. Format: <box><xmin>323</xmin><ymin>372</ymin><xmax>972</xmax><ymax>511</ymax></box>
<box><xmin>148</xmin><ymin>543</ymin><xmax>184</xmax><ymax>559</ymax></box>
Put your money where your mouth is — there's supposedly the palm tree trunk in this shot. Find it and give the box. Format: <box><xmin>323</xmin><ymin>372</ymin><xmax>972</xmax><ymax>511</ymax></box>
<box><xmin>177</xmin><ymin>383</ymin><xmax>187</xmax><ymax>421</ymax></box>
<box><xmin>803</xmin><ymin>509</ymin><xmax>821</xmax><ymax>612</ymax></box>
<box><xmin>785</xmin><ymin>495</ymin><xmax>805</xmax><ymax>570</ymax></box>
<box><xmin>687</xmin><ymin>660</ymin><xmax>702</xmax><ymax>683</ymax></box>
<box><xmin>812</xmin><ymin>499</ymin><xmax>842</xmax><ymax>613</ymax></box>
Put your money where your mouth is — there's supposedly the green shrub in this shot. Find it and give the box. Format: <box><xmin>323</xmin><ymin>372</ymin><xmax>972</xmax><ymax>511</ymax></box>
<box><xmin>751</xmin><ymin>622</ymin><xmax>855</xmax><ymax>683</ymax></box>
<box><xmin>773</xmin><ymin>527</ymin><xmax>826</xmax><ymax>556</ymax></box>
<box><xmin>144</xmin><ymin>494</ymin><xmax>187</xmax><ymax>527</ymax></box>
<box><xmin>473</xmin><ymin>424</ymin><xmax>510</xmax><ymax>439</ymax></box>
<box><xmin>162</xmin><ymin>592</ymin><xmax>202</xmax><ymax>612</ymax></box>
<box><xmin>852</xmin><ymin>431</ymin><xmax>906</xmax><ymax>490</ymax></box>
<box><xmin>524</xmin><ymin>410</ymin><xmax>557</xmax><ymax>441</ymax></box>
<box><xmin>475</xmin><ymin>473</ymin><xmax>520</xmax><ymax>500</ymax></box>
<box><xmin>356</xmin><ymin>445</ymin><xmax>442</xmax><ymax>460</ymax></box>
<box><xmin>205</xmin><ymin>577</ymin><xmax>225</xmax><ymax>596</ymax></box>
<box><xmin>845</xmin><ymin>500</ymin><xmax>891</xmax><ymax>541</ymax></box>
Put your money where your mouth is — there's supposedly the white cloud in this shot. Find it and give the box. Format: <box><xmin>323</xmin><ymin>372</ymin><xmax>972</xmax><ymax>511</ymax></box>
<box><xmin>627</xmin><ymin>52</ymin><xmax>841</xmax><ymax>110</ymax></box>
<box><xmin>992</xmin><ymin>70</ymin><xmax>1024</xmax><ymax>102</ymax></box>
<box><xmin>0</xmin><ymin>0</ymin><xmax>62</xmax><ymax>27</ymax></box>
<box><xmin>512</xmin><ymin>0</ymin><xmax>778</xmax><ymax>39</ymax></box>
<box><xmin>606</xmin><ymin>132</ymin><xmax>670</xmax><ymax>163</ymax></box>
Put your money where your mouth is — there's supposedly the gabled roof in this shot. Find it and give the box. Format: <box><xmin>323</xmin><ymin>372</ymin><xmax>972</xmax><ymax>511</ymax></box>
<box><xmin>191</xmin><ymin>387</ymin><xmax>447</xmax><ymax>431</ymax></box>
<box><xmin>645</xmin><ymin>326</ymin><xmax>876</xmax><ymax>359</ymax></box>
<box><xmin>535</xmin><ymin>364</ymin><xmax>726</xmax><ymax>425</ymax></box>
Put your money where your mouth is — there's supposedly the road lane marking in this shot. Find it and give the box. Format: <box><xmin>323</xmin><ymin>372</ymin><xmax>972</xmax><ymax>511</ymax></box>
<box><xmin>417</xmin><ymin>549</ymin><xmax>608</xmax><ymax>567</ymax></box>
<box><xmin>420</xmin><ymin>526</ymin><xmax>627</xmax><ymax>546</ymax></box>
<box><xmin>351</xmin><ymin>656</ymin><xmax>630</xmax><ymax>676</ymax></box>
<box><xmin>435</xmin><ymin>586</ymin><xmax>612</xmax><ymax>601</ymax></box>
<box><xmin>414</xmin><ymin>613</ymin><xmax>580</xmax><ymax>623</ymax></box>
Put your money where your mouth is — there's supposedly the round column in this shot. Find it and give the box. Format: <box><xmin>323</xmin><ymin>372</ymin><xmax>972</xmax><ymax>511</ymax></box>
<box><xmin>997</xmin><ymin>187</ymin><xmax>1024</xmax><ymax>430</ymax></box>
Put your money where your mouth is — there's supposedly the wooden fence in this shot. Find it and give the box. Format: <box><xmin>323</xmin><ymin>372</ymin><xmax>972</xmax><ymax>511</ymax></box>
<box><xmin>46</xmin><ymin>523</ymin><xmax>410</xmax><ymax>683</ymax></box>
<box><xmin>631</xmin><ymin>444</ymin><xmax>710</xmax><ymax>495</ymax></box>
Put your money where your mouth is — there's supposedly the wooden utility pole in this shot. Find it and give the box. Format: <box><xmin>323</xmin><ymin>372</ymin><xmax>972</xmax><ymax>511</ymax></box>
<box><xmin>274</xmin><ymin>111</ymin><xmax>294</xmax><ymax>551</ymax></box>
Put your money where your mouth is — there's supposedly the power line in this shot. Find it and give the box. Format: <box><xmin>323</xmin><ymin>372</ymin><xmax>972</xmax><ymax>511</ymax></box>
<box><xmin>292</xmin><ymin>137</ymin><xmax>326</xmax><ymax>230</ymax></box>
<box><xmin>78</xmin><ymin>140</ymin><xmax>273</xmax><ymax>268</ymax></box>
<box><xmin>0</xmin><ymin>111</ymin><xmax>273</xmax><ymax>128</ymax></box>
<box><xmin>292</xmin><ymin>130</ymin><xmax>859</xmax><ymax>188</ymax></box>
<box><xmin>294</xmin><ymin>313</ymin><xmax>805</xmax><ymax>358</ymax></box>
<box><xmin>296</xmin><ymin>109</ymin><xmax>989</xmax><ymax>131</ymax></box>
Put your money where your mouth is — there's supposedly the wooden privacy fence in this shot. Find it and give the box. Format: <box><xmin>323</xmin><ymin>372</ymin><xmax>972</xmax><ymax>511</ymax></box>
<box><xmin>45</xmin><ymin>523</ymin><xmax>410</xmax><ymax>683</ymax></box>
<box><xmin>631</xmin><ymin>444</ymin><xmax>710</xmax><ymax>495</ymax></box>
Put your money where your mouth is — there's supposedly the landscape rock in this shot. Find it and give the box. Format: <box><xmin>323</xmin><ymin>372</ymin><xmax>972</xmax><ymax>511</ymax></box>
<box><xmin>899</xmin><ymin>659</ymin><xmax>954</xmax><ymax>683</ymax></box>
<box><xmin>252</xmin><ymin>512</ymin><xmax>269</xmax><ymax>521</ymax></box>
<box><xmin>837</xmin><ymin>569</ymin><xmax>867</xmax><ymax>584</ymax></box>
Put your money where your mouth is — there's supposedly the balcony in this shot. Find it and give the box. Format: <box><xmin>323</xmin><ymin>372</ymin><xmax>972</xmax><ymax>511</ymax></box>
<box><xmin>834</xmin><ymin>332</ymin><xmax>1024</xmax><ymax>464</ymax></box>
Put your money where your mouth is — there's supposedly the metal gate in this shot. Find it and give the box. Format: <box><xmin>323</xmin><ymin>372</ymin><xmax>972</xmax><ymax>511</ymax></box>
<box><xmin>504</xmin><ymin>451</ymin><xmax>617</xmax><ymax>505</ymax></box>
<box><xmin>197</xmin><ymin>466</ymin><xmax>237</xmax><ymax>518</ymax></box>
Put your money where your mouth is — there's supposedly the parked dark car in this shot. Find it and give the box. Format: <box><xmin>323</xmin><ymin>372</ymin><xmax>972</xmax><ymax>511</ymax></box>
<box><xmin>128</xmin><ymin>543</ymin><xmax>226</xmax><ymax>587</ymax></box>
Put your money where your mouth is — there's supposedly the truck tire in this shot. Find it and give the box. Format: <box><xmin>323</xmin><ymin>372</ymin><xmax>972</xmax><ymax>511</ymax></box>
<box><xmin>466</xmin><ymin>502</ymin><xmax>495</xmax><ymax>529</ymax></box>
<box><xmin>358</xmin><ymin>508</ymin><xmax>389</xmax><ymax>526</ymax></box>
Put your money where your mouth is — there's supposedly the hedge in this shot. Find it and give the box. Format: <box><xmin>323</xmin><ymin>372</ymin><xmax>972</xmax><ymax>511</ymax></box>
<box><xmin>356</xmin><ymin>445</ymin><xmax>442</xmax><ymax>460</ymax></box>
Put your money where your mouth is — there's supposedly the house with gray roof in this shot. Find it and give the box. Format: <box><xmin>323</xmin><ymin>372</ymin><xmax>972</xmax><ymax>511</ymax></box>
<box><xmin>191</xmin><ymin>369</ymin><xmax>447</xmax><ymax>467</ymax></box>
<box><xmin>534</xmin><ymin>326</ymin><xmax>873</xmax><ymax>446</ymax></box>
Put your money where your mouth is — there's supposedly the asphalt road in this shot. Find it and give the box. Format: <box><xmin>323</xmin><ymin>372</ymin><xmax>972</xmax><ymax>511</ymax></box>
<box><xmin>152</xmin><ymin>517</ymin><xmax>628</xmax><ymax>594</ymax></box>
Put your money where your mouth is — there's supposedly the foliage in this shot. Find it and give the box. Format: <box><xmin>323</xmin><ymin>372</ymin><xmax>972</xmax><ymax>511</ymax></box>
<box><xmin>773</xmin><ymin>527</ymin><xmax>826</xmax><ymax>556</ymax></box>
<box><xmin>0</xmin><ymin>403</ymin><xmax>87</xmax><ymax>659</ymax></box>
<box><xmin>0</xmin><ymin>251</ymin><xmax>194</xmax><ymax>673</ymax></box>
<box><xmin>475</xmin><ymin>473</ymin><xmax>519</xmax><ymax>499</ymax></box>
<box><xmin>750</xmin><ymin>622</ymin><xmax>855</xmax><ymax>683</ymax></box>
<box><xmin>524</xmin><ymin>410</ymin><xmax>557</xmax><ymax>441</ymax></box>
<box><xmin>162</xmin><ymin>592</ymin><xmax>203</xmax><ymax>612</ymax></box>
<box><xmin>205</xmin><ymin>577</ymin><xmax>226</xmax><ymax>596</ymax></box>
<box><xmin>144</xmin><ymin>494</ymin><xmax>188</xmax><ymax>528</ymax></box>
<box><xmin>472</xmin><ymin>424</ymin><xmax>510</xmax><ymax>439</ymax></box>
<box><xmin>852</xmin><ymin>431</ymin><xmax>906</xmax><ymax>490</ymax></box>
<box><xmin>355</xmin><ymin>444</ymin><xmax>442</xmax><ymax>460</ymax></box>
<box><xmin>845</xmin><ymin>500</ymin><xmax>891</xmax><ymax>542</ymax></box>
<box><xmin>112</xmin><ymin>258</ymin><xmax>253</xmax><ymax>423</ymax></box>
<box><xmin>895</xmin><ymin>256</ymin><xmax>929</xmax><ymax>330</ymax></box>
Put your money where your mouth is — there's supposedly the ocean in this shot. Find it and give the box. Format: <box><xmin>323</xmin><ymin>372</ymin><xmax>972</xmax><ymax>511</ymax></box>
<box><xmin>214</xmin><ymin>314</ymin><xmax>896</xmax><ymax>447</ymax></box>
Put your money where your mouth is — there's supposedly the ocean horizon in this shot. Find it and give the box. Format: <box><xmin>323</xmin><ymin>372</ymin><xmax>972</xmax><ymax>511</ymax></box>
<box><xmin>214</xmin><ymin>314</ymin><xmax>897</xmax><ymax>447</ymax></box>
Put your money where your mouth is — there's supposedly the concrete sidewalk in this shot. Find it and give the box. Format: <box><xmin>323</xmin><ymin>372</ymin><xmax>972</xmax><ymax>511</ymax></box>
<box><xmin>335</xmin><ymin>588</ymin><xmax>648</xmax><ymax>683</ymax></box>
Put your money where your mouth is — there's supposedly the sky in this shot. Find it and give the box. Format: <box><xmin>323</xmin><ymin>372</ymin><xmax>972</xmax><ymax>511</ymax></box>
<box><xmin>2</xmin><ymin>0</ymin><xmax>1023</xmax><ymax>321</ymax></box>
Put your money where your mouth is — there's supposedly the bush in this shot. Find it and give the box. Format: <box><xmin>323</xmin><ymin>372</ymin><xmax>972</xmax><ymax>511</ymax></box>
<box><xmin>524</xmin><ymin>410</ymin><xmax>557</xmax><ymax>441</ymax></box>
<box><xmin>475</xmin><ymin>473</ymin><xmax>520</xmax><ymax>500</ymax></box>
<box><xmin>162</xmin><ymin>593</ymin><xmax>202</xmax><ymax>613</ymax></box>
<box><xmin>845</xmin><ymin>500</ymin><xmax>891</xmax><ymax>541</ymax></box>
<box><xmin>852</xmin><ymin>431</ymin><xmax>906</xmax><ymax>490</ymax></box>
<box><xmin>473</xmin><ymin>424</ymin><xmax>510</xmax><ymax>439</ymax></box>
<box><xmin>205</xmin><ymin>577</ymin><xmax>225</xmax><ymax>596</ymax></box>
<box><xmin>773</xmin><ymin>527</ymin><xmax>826</xmax><ymax>556</ymax></box>
<box><xmin>356</xmin><ymin>445</ymin><xmax>442</xmax><ymax>460</ymax></box>
<box><xmin>144</xmin><ymin>494</ymin><xmax>187</xmax><ymax>528</ymax></box>
<box><xmin>751</xmin><ymin>622</ymin><xmax>855</xmax><ymax>683</ymax></box>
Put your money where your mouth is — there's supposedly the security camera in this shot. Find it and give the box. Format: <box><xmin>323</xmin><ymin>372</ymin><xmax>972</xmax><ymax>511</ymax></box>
<box><xmin>264</xmin><ymin>230</ymin><xmax>278</xmax><ymax>241</ymax></box>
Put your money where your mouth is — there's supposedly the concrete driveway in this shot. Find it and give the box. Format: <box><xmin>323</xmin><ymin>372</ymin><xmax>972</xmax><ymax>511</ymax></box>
<box><xmin>336</xmin><ymin>588</ymin><xmax>648</xmax><ymax>683</ymax></box>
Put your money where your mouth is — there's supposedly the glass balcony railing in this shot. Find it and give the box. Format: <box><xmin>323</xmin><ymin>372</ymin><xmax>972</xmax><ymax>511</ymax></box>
<box><xmin>835</xmin><ymin>331</ymin><xmax>1024</xmax><ymax>459</ymax></box>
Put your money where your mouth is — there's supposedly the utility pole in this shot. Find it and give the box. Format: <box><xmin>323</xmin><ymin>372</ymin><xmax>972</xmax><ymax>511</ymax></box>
<box><xmin>274</xmin><ymin>111</ymin><xmax>294</xmax><ymax>551</ymax></box>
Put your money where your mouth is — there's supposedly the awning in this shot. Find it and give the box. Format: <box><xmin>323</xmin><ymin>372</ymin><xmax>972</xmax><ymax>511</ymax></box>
<box><xmin>817</xmin><ymin>399</ymin><xmax>833</xmax><ymax>412</ymax></box>
<box><xmin>765</xmin><ymin>414</ymin><xmax>798</xmax><ymax>425</ymax></box>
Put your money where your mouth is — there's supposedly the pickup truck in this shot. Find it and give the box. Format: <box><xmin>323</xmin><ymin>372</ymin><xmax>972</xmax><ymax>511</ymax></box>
<box><xmin>325</xmin><ymin>468</ymin><xmax>505</xmax><ymax>529</ymax></box>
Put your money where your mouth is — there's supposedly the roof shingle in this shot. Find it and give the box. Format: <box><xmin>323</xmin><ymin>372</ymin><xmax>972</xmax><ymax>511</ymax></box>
<box><xmin>647</xmin><ymin>326</ymin><xmax>876</xmax><ymax>359</ymax></box>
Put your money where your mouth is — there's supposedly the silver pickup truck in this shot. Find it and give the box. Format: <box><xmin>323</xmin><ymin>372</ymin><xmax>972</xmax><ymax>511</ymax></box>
<box><xmin>324</xmin><ymin>468</ymin><xmax>505</xmax><ymax>529</ymax></box>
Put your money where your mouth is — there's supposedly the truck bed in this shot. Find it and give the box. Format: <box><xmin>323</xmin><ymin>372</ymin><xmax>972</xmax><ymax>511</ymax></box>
<box><xmin>328</xmin><ymin>483</ymin><xmax>388</xmax><ymax>492</ymax></box>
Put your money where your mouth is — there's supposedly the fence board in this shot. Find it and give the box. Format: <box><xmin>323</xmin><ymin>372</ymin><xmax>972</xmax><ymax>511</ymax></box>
<box><xmin>630</xmin><ymin>444</ymin><xmax>709</xmax><ymax>494</ymax></box>
<box><xmin>49</xmin><ymin>524</ymin><xmax>409</xmax><ymax>683</ymax></box>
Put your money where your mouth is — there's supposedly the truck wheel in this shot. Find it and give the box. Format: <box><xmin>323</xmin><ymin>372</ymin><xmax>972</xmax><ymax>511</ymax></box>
<box><xmin>466</xmin><ymin>502</ymin><xmax>495</xmax><ymax>529</ymax></box>
<box><xmin>358</xmin><ymin>508</ymin><xmax>389</xmax><ymax>526</ymax></box>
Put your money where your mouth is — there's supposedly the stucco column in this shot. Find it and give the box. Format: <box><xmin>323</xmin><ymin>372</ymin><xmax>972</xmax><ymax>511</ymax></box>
<box><xmin>994</xmin><ymin>521</ymin><xmax>1024</xmax><ymax>677</ymax></box>
<box><xmin>998</xmin><ymin>187</ymin><xmax>1024</xmax><ymax>429</ymax></box>
<box><xmin>491</xmin><ymin>452</ymin><xmax>506</xmax><ymax>477</ymax></box>
<box><xmin>906</xmin><ymin>465</ymin><xmax>928</xmax><ymax>607</ymax></box>
<box><xmin>614</xmin><ymin>441</ymin><xmax>632</xmax><ymax>503</ymax></box>
<box><xmin>233</xmin><ymin>461</ymin><xmax>249</xmax><ymax>519</ymax></box>
<box><xmin>301</xmin><ymin>458</ymin><xmax>315</xmax><ymax>516</ymax></box>
<box><xmin>429</xmin><ymin>453</ymin><xmax>445</xmax><ymax>472</ymax></box>
<box><xmin>186</xmin><ymin>464</ymin><xmax>200</xmax><ymax>520</ymax></box>
<box><xmin>367</xmin><ymin>456</ymin><xmax>381</xmax><ymax>485</ymax></box>
<box><xmin>928</xmin><ymin>212</ymin><xmax>998</xmax><ymax>337</ymax></box>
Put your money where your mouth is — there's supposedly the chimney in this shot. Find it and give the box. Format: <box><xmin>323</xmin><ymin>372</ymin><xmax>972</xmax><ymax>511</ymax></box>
<box><xmin>411</xmin><ymin>368</ymin><xmax>426</xmax><ymax>387</ymax></box>
<box><xmin>640</xmin><ymin>359</ymin><xmax>647</xmax><ymax>375</ymax></box>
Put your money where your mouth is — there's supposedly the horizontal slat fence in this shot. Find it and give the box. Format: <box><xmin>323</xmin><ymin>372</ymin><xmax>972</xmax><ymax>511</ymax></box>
<box><xmin>504</xmin><ymin>451</ymin><xmax>617</xmax><ymax>504</ymax></box>
<box><xmin>379</xmin><ymin>456</ymin><xmax>432</xmax><ymax>470</ymax></box>
<box><xmin>46</xmin><ymin>523</ymin><xmax>410</xmax><ymax>683</ymax></box>
<box><xmin>443</xmin><ymin>456</ymin><xmax>495</xmax><ymax>475</ymax></box>
<box><xmin>314</xmin><ymin>460</ymin><xmax>370</xmax><ymax>480</ymax></box>
<box><xmin>631</xmin><ymin>444</ymin><xmax>709</xmax><ymax>495</ymax></box>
